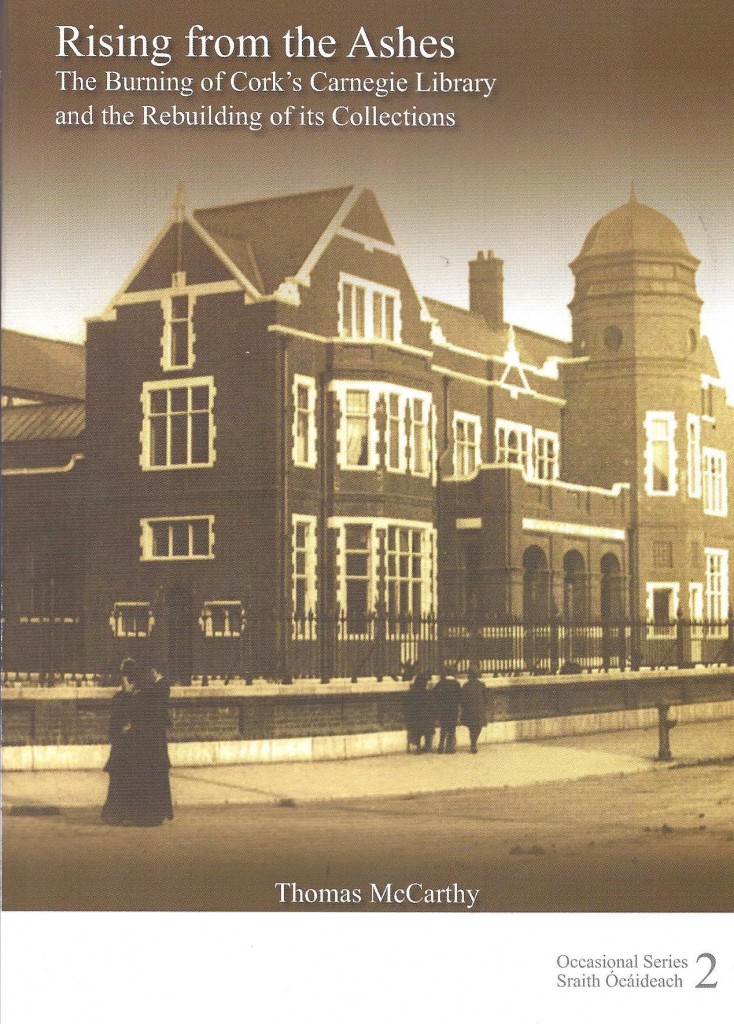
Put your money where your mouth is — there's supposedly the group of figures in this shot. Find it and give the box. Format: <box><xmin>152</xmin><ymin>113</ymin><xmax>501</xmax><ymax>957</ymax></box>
<box><xmin>404</xmin><ymin>668</ymin><xmax>488</xmax><ymax>755</ymax></box>
<box><xmin>101</xmin><ymin>657</ymin><xmax>174</xmax><ymax>827</ymax></box>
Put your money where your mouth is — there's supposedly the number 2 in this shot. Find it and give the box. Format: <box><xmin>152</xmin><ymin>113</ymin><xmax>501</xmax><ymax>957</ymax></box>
<box><xmin>695</xmin><ymin>953</ymin><xmax>717</xmax><ymax>989</ymax></box>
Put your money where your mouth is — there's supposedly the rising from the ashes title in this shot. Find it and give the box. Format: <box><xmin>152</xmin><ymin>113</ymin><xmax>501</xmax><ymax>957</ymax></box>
<box><xmin>56</xmin><ymin>24</ymin><xmax>457</xmax><ymax>68</ymax></box>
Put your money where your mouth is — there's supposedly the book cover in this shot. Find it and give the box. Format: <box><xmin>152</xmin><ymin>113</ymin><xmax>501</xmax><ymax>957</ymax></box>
<box><xmin>2</xmin><ymin>1</ymin><xmax>732</xmax><ymax>1020</ymax></box>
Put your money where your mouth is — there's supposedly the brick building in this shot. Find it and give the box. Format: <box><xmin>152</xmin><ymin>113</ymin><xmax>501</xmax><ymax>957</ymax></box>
<box><xmin>3</xmin><ymin>187</ymin><xmax>732</xmax><ymax>681</ymax></box>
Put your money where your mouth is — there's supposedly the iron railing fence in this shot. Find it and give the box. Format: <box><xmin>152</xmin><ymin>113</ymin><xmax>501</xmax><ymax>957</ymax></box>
<box><xmin>2</xmin><ymin>608</ymin><xmax>734</xmax><ymax>685</ymax></box>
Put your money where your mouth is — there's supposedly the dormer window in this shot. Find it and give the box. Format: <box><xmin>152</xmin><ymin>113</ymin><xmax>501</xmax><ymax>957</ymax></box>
<box><xmin>339</xmin><ymin>273</ymin><xmax>401</xmax><ymax>343</ymax></box>
<box><xmin>163</xmin><ymin>293</ymin><xmax>195</xmax><ymax>370</ymax></box>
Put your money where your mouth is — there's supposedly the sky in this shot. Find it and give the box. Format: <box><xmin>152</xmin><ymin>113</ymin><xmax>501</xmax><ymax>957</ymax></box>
<box><xmin>3</xmin><ymin>0</ymin><xmax>733</xmax><ymax>384</ymax></box>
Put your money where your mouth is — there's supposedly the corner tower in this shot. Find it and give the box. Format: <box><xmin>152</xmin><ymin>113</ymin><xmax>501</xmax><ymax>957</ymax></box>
<box><xmin>564</xmin><ymin>191</ymin><xmax>731</xmax><ymax>627</ymax></box>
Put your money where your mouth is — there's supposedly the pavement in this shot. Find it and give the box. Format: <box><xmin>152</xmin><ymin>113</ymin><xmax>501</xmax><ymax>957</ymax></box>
<box><xmin>3</xmin><ymin>718</ymin><xmax>732</xmax><ymax>811</ymax></box>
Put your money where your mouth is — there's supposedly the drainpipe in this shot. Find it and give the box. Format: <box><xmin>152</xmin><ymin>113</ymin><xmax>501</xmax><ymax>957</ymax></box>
<box><xmin>435</xmin><ymin>375</ymin><xmax>453</xmax><ymax>667</ymax></box>
<box><xmin>278</xmin><ymin>332</ymin><xmax>292</xmax><ymax>683</ymax></box>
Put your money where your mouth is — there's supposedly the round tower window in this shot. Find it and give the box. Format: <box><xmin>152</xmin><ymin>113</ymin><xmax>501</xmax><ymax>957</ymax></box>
<box><xmin>688</xmin><ymin>328</ymin><xmax>698</xmax><ymax>353</ymax></box>
<box><xmin>604</xmin><ymin>326</ymin><xmax>623</xmax><ymax>351</ymax></box>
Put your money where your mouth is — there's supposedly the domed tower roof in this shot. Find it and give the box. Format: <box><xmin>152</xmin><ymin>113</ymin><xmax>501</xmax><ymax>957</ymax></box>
<box><xmin>575</xmin><ymin>188</ymin><xmax>694</xmax><ymax>263</ymax></box>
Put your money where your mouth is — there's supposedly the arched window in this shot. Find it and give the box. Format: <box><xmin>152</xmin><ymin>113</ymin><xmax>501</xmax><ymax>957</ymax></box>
<box><xmin>563</xmin><ymin>550</ymin><xmax>588</xmax><ymax>623</ymax></box>
<box><xmin>523</xmin><ymin>546</ymin><xmax>550</xmax><ymax>621</ymax></box>
<box><xmin>688</xmin><ymin>328</ymin><xmax>698</xmax><ymax>353</ymax></box>
<box><xmin>600</xmin><ymin>553</ymin><xmax>624</xmax><ymax>622</ymax></box>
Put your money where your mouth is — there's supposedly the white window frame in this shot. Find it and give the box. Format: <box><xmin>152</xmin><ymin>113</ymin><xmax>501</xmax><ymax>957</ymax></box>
<box><xmin>495</xmin><ymin>419</ymin><xmax>533</xmax><ymax>476</ymax></box>
<box><xmin>687</xmin><ymin>414</ymin><xmax>702</xmax><ymax>498</ymax></box>
<box><xmin>292</xmin><ymin>515</ymin><xmax>318</xmax><ymax>622</ymax></box>
<box><xmin>292</xmin><ymin>375</ymin><xmax>317</xmax><ymax>468</ymax></box>
<box><xmin>705</xmin><ymin>547</ymin><xmax>729</xmax><ymax>625</ymax></box>
<box><xmin>702</xmin><ymin>447</ymin><xmax>728</xmax><ymax>517</ymax></box>
<box><xmin>644</xmin><ymin>411</ymin><xmax>677</xmax><ymax>496</ymax></box>
<box><xmin>333</xmin><ymin>518</ymin><xmax>436</xmax><ymax>635</ymax></box>
<box><xmin>140</xmin><ymin>515</ymin><xmax>215</xmax><ymax>561</ymax></box>
<box><xmin>338</xmin><ymin>521</ymin><xmax>377</xmax><ymax>636</ymax></box>
<box><xmin>410</xmin><ymin>395</ymin><xmax>431</xmax><ymax>478</ymax></box>
<box><xmin>141</xmin><ymin>377</ymin><xmax>216</xmax><ymax>471</ymax></box>
<box><xmin>454</xmin><ymin>412</ymin><xmax>482</xmax><ymax>478</ymax></box>
<box><xmin>534</xmin><ymin>429</ymin><xmax>560</xmax><ymax>481</ymax></box>
<box><xmin>645</xmin><ymin>582</ymin><xmax>680</xmax><ymax>638</ymax></box>
<box><xmin>338</xmin><ymin>273</ymin><xmax>401</xmax><ymax>343</ymax></box>
<box><xmin>200</xmin><ymin>601</ymin><xmax>243</xmax><ymax>638</ymax></box>
<box><xmin>385</xmin><ymin>525</ymin><xmax>432</xmax><ymax>620</ymax></box>
<box><xmin>331</xmin><ymin>381</ymin><xmax>432</xmax><ymax>475</ymax></box>
<box><xmin>110</xmin><ymin>602</ymin><xmax>154</xmax><ymax>638</ymax></box>
<box><xmin>385</xmin><ymin>391</ymin><xmax>407</xmax><ymax>473</ymax></box>
<box><xmin>338</xmin><ymin>385</ymin><xmax>377</xmax><ymax>470</ymax></box>
<box><xmin>161</xmin><ymin>292</ymin><xmax>196</xmax><ymax>371</ymax></box>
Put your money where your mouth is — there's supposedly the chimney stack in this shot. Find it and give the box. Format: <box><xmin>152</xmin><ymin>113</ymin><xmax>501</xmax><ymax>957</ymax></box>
<box><xmin>469</xmin><ymin>250</ymin><xmax>504</xmax><ymax>329</ymax></box>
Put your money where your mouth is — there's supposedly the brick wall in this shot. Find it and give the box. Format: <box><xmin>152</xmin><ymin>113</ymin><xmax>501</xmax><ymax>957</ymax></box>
<box><xmin>2</xmin><ymin>688</ymin><xmax>408</xmax><ymax>747</ymax></box>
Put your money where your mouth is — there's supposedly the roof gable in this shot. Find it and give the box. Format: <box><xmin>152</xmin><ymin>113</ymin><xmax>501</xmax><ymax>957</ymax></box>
<box><xmin>194</xmin><ymin>186</ymin><xmax>353</xmax><ymax>294</ymax></box>
<box><xmin>2</xmin><ymin>330</ymin><xmax>85</xmax><ymax>401</ymax></box>
<box><xmin>342</xmin><ymin>189</ymin><xmax>396</xmax><ymax>245</ymax></box>
<box><xmin>125</xmin><ymin>221</ymin><xmax>237</xmax><ymax>293</ymax></box>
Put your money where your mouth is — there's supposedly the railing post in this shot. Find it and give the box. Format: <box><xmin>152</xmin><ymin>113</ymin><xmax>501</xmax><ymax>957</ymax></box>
<box><xmin>630</xmin><ymin>616</ymin><xmax>642</xmax><ymax>672</ymax></box>
<box><xmin>550</xmin><ymin>608</ymin><xmax>561</xmax><ymax>674</ymax></box>
<box><xmin>374</xmin><ymin>603</ymin><xmax>386</xmax><ymax>682</ymax></box>
<box><xmin>676</xmin><ymin>608</ymin><xmax>689</xmax><ymax>669</ymax></box>
<box><xmin>656</xmin><ymin>703</ymin><xmax>676</xmax><ymax>761</ymax></box>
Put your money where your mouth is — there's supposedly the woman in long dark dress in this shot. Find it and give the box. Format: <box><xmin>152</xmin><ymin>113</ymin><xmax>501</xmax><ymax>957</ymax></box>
<box><xmin>102</xmin><ymin>658</ymin><xmax>173</xmax><ymax>826</ymax></box>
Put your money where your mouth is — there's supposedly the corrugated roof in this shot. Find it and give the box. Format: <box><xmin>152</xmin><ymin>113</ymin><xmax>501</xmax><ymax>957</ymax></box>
<box><xmin>194</xmin><ymin>185</ymin><xmax>353</xmax><ymax>294</ymax></box>
<box><xmin>2</xmin><ymin>330</ymin><xmax>85</xmax><ymax>400</ymax></box>
<box><xmin>2</xmin><ymin>401</ymin><xmax>85</xmax><ymax>442</ymax></box>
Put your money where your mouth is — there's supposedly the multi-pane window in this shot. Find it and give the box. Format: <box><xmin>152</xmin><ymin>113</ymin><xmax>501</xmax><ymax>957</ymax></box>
<box><xmin>333</xmin><ymin>383</ymin><xmax>432</xmax><ymax>473</ymax></box>
<box><xmin>293</xmin><ymin>375</ymin><xmax>317</xmax><ymax>467</ymax></box>
<box><xmin>343</xmin><ymin>389</ymin><xmax>372</xmax><ymax>468</ymax></box>
<box><xmin>411</xmin><ymin>397</ymin><xmax>430</xmax><ymax>476</ymax></box>
<box><xmin>110</xmin><ymin>602</ymin><xmax>153</xmax><ymax>638</ymax></box>
<box><xmin>292</xmin><ymin>516</ymin><xmax>317</xmax><ymax>620</ymax></box>
<box><xmin>454</xmin><ymin>413</ymin><xmax>481</xmax><ymax>478</ymax></box>
<box><xmin>340</xmin><ymin>274</ymin><xmax>401</xmax><ymax>343</ymax></box>
<box><xmin>687</xmin><ymin>414</ymin><xmax>702</xmax><ymax>498</ymax></box>
<box><xmin>386</xmin><ymin>393</ymin><xmax>403</xmax><ymax>471</ymax></box>
<box><xmin>337</xmin><ymin>520</ymin><xmax>434</xmax><ymax>632</ymax></box>
<box><xmin>163</xmin><ymin>293</ymin><xmax>194</xmax><ymax>370</ymax></box>
<box><xmin>343</xmin><ymin>524</ymin><xmax>372</xmax><ymax>631</ymax></box>
<box><xmin>535</xmin><ymin>431</ymin><xmax>559</xmax><ymax>480</ymax></box>
<box><xmin>703</xmin><ymin>448</ymin><xmax>727</xmax><ymax>516</ymax></box>
<box><xmin>201</xmin><ymin>602</ymin><xmax>243</xmax><ymax>638</ymax></box>
<box><xmin>386</xmin><ymin>527</ymin><xmax>424</xmax><ymax>619</ymax></box>
<box><xmin>705</xmin><ymin>548</ymin><xmax>729</xmax><ymax>623</ymax></box>
<box><xmin>644</xmin><ymin>412</ymin><xmax>676</xmax><ymax>495</ymax></box>
<box><xmin>141</xmin><ymin>516</ymin><xmax>214</xmax><ymax>560</ymax></box>
<box><xmin>495</xmin><ymin>420</ymin><xmax>532</xmax><ymax>474</ymax></box>
<box><xmin>143</xmin><ymin>379</ymin><xmax>214</xmax><ymax>469</ymax></box>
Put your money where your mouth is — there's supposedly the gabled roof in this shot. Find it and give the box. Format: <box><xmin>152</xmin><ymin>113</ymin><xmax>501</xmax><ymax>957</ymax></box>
<box><xmin>425</xmin><ymin>297</ymin><xmax>569</xmax><ymax>367</ymax></box>
<box><xmin>2</xmin><ymin>401</ymin><xmax>85</xmax><ymax>442</ymax></box>
<box><xmin>2</xmin><ymin>330</ymin><xmax>85</xmax><ymax>401</ymax></box>
<box><xmin>425</xmin><ymin>297</ymin><xmax>503</xmax><ymax>356</ymax></box>
<box><xmin>513</xmin><ymin>326</ymin><xmax>570</xmax><ymax>367</ymax></box>
<box><xmin>194</xmin><ymin>186</ymin><xmax>354</xmax><ymax>294</ymax></box>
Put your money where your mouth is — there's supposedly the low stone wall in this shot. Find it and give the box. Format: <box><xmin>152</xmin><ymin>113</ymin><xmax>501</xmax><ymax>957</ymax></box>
<box><xmin>1</xmin><ymin>679</ymin><xmax>410</xmax><ymax>749</ymax></box>
<box><xmin>3</xmin><ymin>700</ymin><xmax>733</xmax><ymax>771</ymax></box>
<box><xmin>2</xmin><ymin>670</ymin><xmax>733</xmax><ymax>771</ymax></box>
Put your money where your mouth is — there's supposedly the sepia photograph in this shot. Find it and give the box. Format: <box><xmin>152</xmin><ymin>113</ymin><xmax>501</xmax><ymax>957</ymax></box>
<box><xmin>2</xmin><ymin>0</ymin><xmax>733</xmax><ymax>1019</ymax></box>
